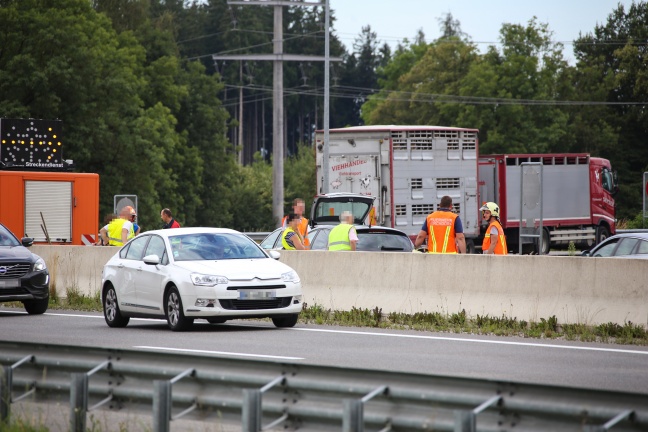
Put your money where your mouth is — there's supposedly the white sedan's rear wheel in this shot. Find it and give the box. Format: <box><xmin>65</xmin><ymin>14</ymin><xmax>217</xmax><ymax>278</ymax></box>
<box><xmin>103</xmin><ymin>286</ymin><xmax>129</xmax><ymax>328</ymax></box>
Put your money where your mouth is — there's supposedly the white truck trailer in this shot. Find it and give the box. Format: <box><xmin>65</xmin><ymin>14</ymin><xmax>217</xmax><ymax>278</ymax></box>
<box><xmin>315</xmin><ymin>125</ymin><xmax>481</xmax><ymax>251</ymax></box>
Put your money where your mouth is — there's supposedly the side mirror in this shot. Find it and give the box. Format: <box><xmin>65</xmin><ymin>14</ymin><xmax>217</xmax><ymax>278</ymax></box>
<box><xmin>21</xmin><ymin>237</ymin><xmax>34</xmax><ymax>247</ymax></box>
<box><xmin>580</xmin><ymin>250</ymin><xmax>590</xmax><ymax>257</ymax></box>
<box><xmin>268</xmin><ymin>250</ymin><xmax>281</xmax><ymax>260</ymax></box>
<box><xmin>143</xmin><ymin>254</ymin><xmax>161</xmax><ymax>265</ymax></box>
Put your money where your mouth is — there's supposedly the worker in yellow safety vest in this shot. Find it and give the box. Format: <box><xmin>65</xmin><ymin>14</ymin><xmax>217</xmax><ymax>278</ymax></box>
<box><xmin>101</xmin><ymin>206</ymin><xmax>136</xmax><ymax>246</ymax></box>
<box><xmin>281</xmin><ymin>198</ymin><xmax>310</xmax><ymax>247</ymax></box>
<box><xmin>327</xmin><ymin>211</ymin><xmax>358</xmax><ymax>251</ymax></box>
<box><xmin>479</xmin><ymin>202</ymin><xmax>508</xmax><ymax>255</ymax></box>
<box><xmin>414</xmin><ymin>196</ymin><xmax>466</xmax><ymax>254</ymax></box>
<box><xmin>281</xmin><ymin>213</ymin><xmax>308</xmax><ymax>250</ymax></box>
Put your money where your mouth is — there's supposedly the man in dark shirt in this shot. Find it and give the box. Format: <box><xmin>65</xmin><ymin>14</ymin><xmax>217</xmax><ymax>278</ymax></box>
<box><xmin>161</xmin><ymin>208</ymin><xmax>181</xmax><ymax>229</ymax></box>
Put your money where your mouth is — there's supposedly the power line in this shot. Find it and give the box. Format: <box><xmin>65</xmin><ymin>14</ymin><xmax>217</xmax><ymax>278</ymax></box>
<box><xmin>221</xmin><ymin>83</ymin><xmax>648</xmax><ymax>107</ymax></box>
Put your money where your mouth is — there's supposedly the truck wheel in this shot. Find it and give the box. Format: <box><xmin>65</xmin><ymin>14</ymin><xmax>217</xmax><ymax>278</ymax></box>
<box><xmin>535</xmin><ymin>228</ymin><xmax>550</xmax><ymax>255</ymax></box>
<box><xmin>465</xmin><ymin>239</ymin><xmax>475</xmax><ymax>254</ymax></box>
<box><xmin>596</xmin><ymin>226</ymin><xmax>610</xmax><ymax>245</ymax></box>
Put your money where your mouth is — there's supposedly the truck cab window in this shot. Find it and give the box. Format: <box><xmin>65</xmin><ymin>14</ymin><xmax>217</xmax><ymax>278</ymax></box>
<box><xmin>601</xmin><ymin>168</ymin><xmax>613</xmax><ymax>193</ymax></box>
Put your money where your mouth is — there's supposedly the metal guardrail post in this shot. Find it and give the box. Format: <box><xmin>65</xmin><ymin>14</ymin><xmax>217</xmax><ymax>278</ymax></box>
<box><xmin>70</xmin><ymin>360</ymin><xmax>112</xmax><ymax>432</ymax></box>
<box><xmin>242</xmin><ymin>389</ymin><xmax>262</xmax><ymax>432</ymax></box>
<box><xmin>70</xmin><ymin>373</ymin><xmax>88</xmax><ymax>432</ymax></box>
<box><xmin>153</xmin><ymin>380</ymin><xmax>172</xmax><ymax>432</ymax></box>
<box><xmin>585</xmin><ymin>409</ymin><xmax>635</xmax><ymax>432</ymax></box>
<box><xmin>342</xmin><ymin>385</ymin><xmax>390</xmax><ymax>432</ymax></box>
<box><xmin>454</xmin><ymin>395</ymin><xmax>501</xmax><ymax>432</ymax></box>
<box><xmin>1</xmin><ymin>355</ymin><xmax>35</xmax><ymax>422</ymax></box>
<box><xmin>242</xmin><ymin>375</ymin><xmax>287</xmax><ymax>432</ymax></box>
<box><xmin>153</xmin><ymin>368</ymin><xmax>196</xmax><ymax>432</ymax></box>
<box><xmin>0</xmin><ymin>365</ymin><xmax>11</xmax><ymax>421</ymax></box>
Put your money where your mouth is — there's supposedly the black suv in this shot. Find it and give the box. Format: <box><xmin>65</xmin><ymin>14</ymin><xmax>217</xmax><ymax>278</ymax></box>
<box><xmin>0</xmin><ymin>223</ymin><xmax>50</xmax><ymax>314</ymax></box>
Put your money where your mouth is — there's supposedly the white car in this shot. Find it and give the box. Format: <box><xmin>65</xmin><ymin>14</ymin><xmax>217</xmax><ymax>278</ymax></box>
<box><xmin>101</xmin><ymin>227</ymin><xmax>303</xmax><ymax>331</ymax></box>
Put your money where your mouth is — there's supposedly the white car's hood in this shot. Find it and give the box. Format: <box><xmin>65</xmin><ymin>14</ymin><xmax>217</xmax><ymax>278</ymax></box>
<box><xmin>172</xmin><ymin>258</ymin><xmax>294</xmax><ymax>281</ymax></box>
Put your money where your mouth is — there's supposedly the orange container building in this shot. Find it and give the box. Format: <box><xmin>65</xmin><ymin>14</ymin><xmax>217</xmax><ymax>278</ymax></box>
<box><xmin>0</xmin><ymin>171</ymin><xmax>99</xmax><ymax>245</ymax></box>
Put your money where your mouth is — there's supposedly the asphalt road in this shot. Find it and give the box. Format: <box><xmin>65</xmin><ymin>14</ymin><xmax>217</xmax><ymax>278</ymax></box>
<box><xmin>1</xmin><ymin>308</ymin><xmax>647</xmax><ymax>395</ymax></box>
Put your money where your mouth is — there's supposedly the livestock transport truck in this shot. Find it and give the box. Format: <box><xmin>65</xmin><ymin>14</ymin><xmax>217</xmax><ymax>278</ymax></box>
<box><xmin>315</xmin><ymin>125</ymin><xmax>618</xmax><ymax>254</ymax></box>
<box><xmin>478</xmin><ymin>153</ymin><xmax>617</xmax><ymax>254</ymax></box>
<box><xmin>315</xmin><ymin>125</ymin><xmax>482</xmax><ymax>252</ymax></box>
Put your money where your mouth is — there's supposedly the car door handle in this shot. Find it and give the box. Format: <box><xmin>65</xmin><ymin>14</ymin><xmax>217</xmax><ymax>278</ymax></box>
<box><xmin>137</xmin><ymin>267</ymin><xmax>143</xmax><ymax>272</ymax></box>
<box><xmin>118</xmin><ymin>264</ymin><xmax>125</xmax><ymax>269</ymax></box>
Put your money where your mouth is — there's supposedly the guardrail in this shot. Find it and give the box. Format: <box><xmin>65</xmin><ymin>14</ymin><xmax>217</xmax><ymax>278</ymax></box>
<box><xmin>0</xmin><ymin>341</ymin><xmax>646</xmax><ymax>431</ymax></box>
<box><xmin>245</xmin><ymin>231</ymin><xmax>272</xmax><ymax>242</ymax></box>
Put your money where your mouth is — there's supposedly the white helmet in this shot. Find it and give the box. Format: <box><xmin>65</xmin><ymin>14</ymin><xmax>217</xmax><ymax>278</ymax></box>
<box><xmin>479</xmin><ymin>202</ymin><xmax>500</xmax><ymax>217</ymax></box>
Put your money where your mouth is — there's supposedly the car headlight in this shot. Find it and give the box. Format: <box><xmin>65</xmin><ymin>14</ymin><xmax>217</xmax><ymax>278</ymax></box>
<box><xmin>33</xmin><ymin>258</ymin><xmax>47</xmax><ymax>272</ymax></box>
<box><xmin>190</xmin><ymin>273</ymin><xmax>228</xmax><ymax>286</ymax></box>
<box><xmin>281</xmin><ymin>270</ymin><xmax>300</xmax><ymax>283</ymax></box>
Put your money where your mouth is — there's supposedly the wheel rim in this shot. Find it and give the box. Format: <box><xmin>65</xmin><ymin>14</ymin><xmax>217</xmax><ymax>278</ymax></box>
<box><xmin>105</xmin><ymin>289</ymin><xmax>117</xmax><ymax>322</ymax></box>
<box><xmin>167</xmin><ymin>291</ymin><xmax>180</xmax><ymax>326</ymax></box>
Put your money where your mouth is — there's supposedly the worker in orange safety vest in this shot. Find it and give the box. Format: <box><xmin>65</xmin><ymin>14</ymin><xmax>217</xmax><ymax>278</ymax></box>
<box><xmin>479</xmin><ymin>202</ymin><xmax>508</xmax><ymax>255</ymax></box>
<box><xmin>414</xmin><ymin>196</ymin><xmax>466</xmax><ymax>254</ymax></box>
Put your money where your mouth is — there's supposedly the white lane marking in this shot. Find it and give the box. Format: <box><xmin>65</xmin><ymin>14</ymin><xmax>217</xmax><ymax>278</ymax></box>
<box><xmin>135</xmin><ymin>346</ymin><xmax>304</xmax><ymax>360</ymax></box>
<box><xmin>7</xmin><ymin>310</ymin><xmax>647</xmax><ymax>356</ymax></box>
<box><xmin>288</xmin><ymin>327</ymin><xmax>648</xmax><ymax>356</ymax></box>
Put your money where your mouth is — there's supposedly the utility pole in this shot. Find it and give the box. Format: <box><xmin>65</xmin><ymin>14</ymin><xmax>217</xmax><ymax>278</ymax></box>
<box><xmin>218</xmin><ymin>0</ymin><xmax>341</xmax><ymax>226</ymax></box>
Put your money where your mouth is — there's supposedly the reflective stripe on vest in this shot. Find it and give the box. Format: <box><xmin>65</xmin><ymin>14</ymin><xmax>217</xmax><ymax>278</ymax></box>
<box><xmin>482</xmin><ymin>220</ymin><xmax>508</xmax><ymax>255</ymax></box>
<box><xmin>328</xmin><ymin>224</ymin><xmax>353</xmax><ymax>251</ymax></box>
<box><xmin>426</xmin><ymin>211</ymin><xmax>458</xmax><ymax>254</ymax></box>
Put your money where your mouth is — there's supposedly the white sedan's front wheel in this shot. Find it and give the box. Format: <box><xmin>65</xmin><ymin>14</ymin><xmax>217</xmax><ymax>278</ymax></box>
<box><xmin>165</xmin><ymin>286</ymin><xmax>194</xmax><ymax>331</ymax></box>
<box><xmin>272</xmin><ymin>314</ymin><xmax>299</xmax><ymax>328</ymax></box>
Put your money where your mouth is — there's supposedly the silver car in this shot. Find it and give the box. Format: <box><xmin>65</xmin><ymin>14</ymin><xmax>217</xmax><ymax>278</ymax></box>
<box><xmin>580</xmin><ymin>232</ymin><xmax>648</xmax><ymax>259</ymax></box>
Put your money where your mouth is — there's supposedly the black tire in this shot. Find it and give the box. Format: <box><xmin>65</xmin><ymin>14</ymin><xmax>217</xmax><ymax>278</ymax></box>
<box><xmin>272</xmin><ymin>314</ymin><xmax>299</xmax><ymax>328</ymax></box>
<box><xmin>596</xmin><ymin>225</ymin><xmax>610</xmax><ymax>245</ymax></box>
<box><xmin>535</xmin><ymin>228</ymin><xmax>550</xmax><ymax>255</ymax></box>
<box><xmin>207</xmin><ymin>318</ymin><xmax>227</xmax><ymax>324</ymax></box>
<box><xmin>103</xmin><ymin>285</ymin><xmax>129</xmax><ymax>328</ymax></box>
<box><xmin>465</xmin><ymin>239</ymin><xmax>475</xmax><ymax>254</ymax></box>
<box><xmin>165</xmin><ymin>287</ymin><xmax>193</xmax><ymax>331</ymax></box>
<box><xmin>23</xmin><ymin>295</ymin><xmax>49</xmax><ymax>315</ymax></box>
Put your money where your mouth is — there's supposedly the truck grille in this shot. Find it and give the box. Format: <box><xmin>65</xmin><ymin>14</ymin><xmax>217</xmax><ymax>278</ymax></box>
<box><xmin>0</xmin><ymin>263</ymin><xmax>30</xmax><ymax>279</ymax></box>
<box><xmin>219</xmin><ymin>297</ymin><xmax>292</xmax><ymax>310</ymax></box>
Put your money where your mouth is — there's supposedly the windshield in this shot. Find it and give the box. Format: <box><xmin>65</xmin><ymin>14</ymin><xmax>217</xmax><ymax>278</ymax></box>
<box><xmin>0</xmin><ymin>224</ymin><xmax>20</xmax><ymax>247</ymax></box>
<box><xmin>169</xmin><ymin>233</ymin><xmax>267</xmax><ymax>261</ymax></box>
<box><xmin>313</xmin><ymin>200</ymin><xmax>372</xmax><ymax>224</ymax></box>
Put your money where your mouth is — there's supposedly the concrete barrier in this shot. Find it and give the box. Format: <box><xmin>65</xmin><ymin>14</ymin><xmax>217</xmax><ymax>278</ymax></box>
<box><xmin>31</xmin><ymin>246</ymin><xmax>647</xmax><ymax>326</ymax></box>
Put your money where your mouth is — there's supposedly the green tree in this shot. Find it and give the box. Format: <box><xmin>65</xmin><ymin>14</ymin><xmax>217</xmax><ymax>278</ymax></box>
<box><xmin>456</xmin><ymin>18</ymin><xmax>571</xmax><ymax>154</ymax></box>
<box><xmin>572</xmin><ymin>2</ymin><xmax>648</xmax><ymax>219</ymax></box>
<box><xmin>361</xmin><ymin>29</ymin><xmax>429</xmax><ymax>124</ymax></box>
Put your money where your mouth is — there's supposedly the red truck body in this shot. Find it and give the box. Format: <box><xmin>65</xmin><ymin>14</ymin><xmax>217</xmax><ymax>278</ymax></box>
<box><xmin>478</xmin><ymin>153</ymin><xmax>616</xmax><ymax>253</ymax></box>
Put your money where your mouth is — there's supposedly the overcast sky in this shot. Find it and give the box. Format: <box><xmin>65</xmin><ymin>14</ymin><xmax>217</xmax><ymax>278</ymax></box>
<box><xmin>331</xmin><ymin>0</ymin><xmax>634</xmax><ymax>63</ymax></box>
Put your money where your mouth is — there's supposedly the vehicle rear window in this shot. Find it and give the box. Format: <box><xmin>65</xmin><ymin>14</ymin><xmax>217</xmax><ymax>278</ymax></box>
<box><xmin>357</xmin><ymin>232</ymin><xmax>412</xmax><ymax>252</ymax></box>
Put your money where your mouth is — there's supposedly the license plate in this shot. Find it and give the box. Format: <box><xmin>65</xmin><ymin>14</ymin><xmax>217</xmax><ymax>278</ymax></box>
<box><xmin>239</xmin><ymin>290</ymin><xmax>276</xmax><ymax>300</ymax></box>
<box><xmin>0</xmin><ymin>279</ymin><xmax>20</xmax><ymax>288</ymax></box>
